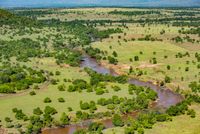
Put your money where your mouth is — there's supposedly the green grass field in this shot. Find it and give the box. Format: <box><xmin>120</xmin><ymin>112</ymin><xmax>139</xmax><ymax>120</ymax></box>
<box><xmin>92</xmin><ymin>24</ymin><xmax>200</xmax><ymax>91</ymax></box>
<box><xmin>0</xmin><ymin>57</ymin><xmax>133</xmax><ymax>133</ymax></box>
<box><xmin>104</xmin><ymin>104</ymin><xmax>200</xmax><ymax>134</ymax></box>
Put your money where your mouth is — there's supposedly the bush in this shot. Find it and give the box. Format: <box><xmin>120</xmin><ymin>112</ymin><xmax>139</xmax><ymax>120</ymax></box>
<box><xmin>112</xmin><ymin>86</ymin><xmax>121</xmax><ymax>92</ymax></box>
<box><xmin>5</xmin><ymin>117</ymin><xmax>12</xmax><ymax>122</ymax></box>
<box><xmin>60</xmin><ymin>112</ymin><xmax>70</xmax><ymax>125</ymax></box>
<box><xmin>167</xmin><ymin>65</ymin><xmax>171</xmax><ymax>70</ymax></box>
<box><xmin>55</xmin><ymin>71</ymin><xmax>61</xmax><ymax>75</ymax></box>
<box><xmin>6</xmin><ymin>123</ymin><xmax>14</xmax><ymax>128</ymax></box>
<box><xmin>58</xmin><ymin>98</ymin><xmax>65</xmax><ymax>103</ymax></box>
<box><xmin>185</xmin><ymin>67</ymin><xmax>189</xmax><ymax>72</ymax></box>
<box><xmin>134</xmin><ymin>56</ymin><xmax>139</xmax><ymax>61</ymax></box>
<box><xmin>88</xmin><ymin>122</ymin><xmax>105</xmax><ymax>132</ymax></box>
<box><xmin>95</xmin><ymin>88</ymin><xmax>105</xmax><ymax>95</ymax></box>
<box><xmin>156</xmin><ymin>114</ymin><xmax>169</xmax><ymax>122</ymax></box>
<box><xmin>112</xmin><ymin>114</ymin><xmax>124</xmax><ymax>127</ymax></box>
<box><xmin>80</xmin><ymin>101</ymin><xmax>90</xmax><ymax>110</ymax></box>
<box><xmin>44</xmin><ymin>106</ymin><xmax>57</xmax><ymax>115</ymax></box>
<box><xmin>44</xmin><ymin>97</ymin><xmax>52</xmax><ymax>103</ymax></box>
<box><xmin>68</xmin><ymin>107</ymin><xmax>73</xmax><ymax>112</ymax></box>
<box><xmin>165</xmin><ymin>76</ymin><xmax>171</xmax><ymax>83</ymax></box>
<box><xmin>187</xmin><ymin>109</ymin><xmax>196</xmax><ymax>118</ymax></box>
<box><xmin>58</xmin><ymin>84</ymin><xmax>66</xmax><ymax>91</ymax></box>
<box><xmin>33</xmin><ymin>85</ymin><xmax>39</xmax><ymax>90</ymax></box>
<box><xmin>29</xmin><ymin>91</ymin><xmax>36</xmax><ymax>96</ymax></box>
<box><xmin>50</xmin><ymin>79</ymin><xmax>57</xmax><ymax>85</ymax></box>
<box><xmin>33</xmin><ymin>107</ymin><xmax>43</xmax><ymax>115</ymax></box>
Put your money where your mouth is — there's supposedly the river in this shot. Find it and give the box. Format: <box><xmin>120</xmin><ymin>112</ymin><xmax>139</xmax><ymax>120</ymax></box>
<box><xmin>42</xmin><ymin>55</ymin><xmax>183</xmax><ymax>134</ymax></box>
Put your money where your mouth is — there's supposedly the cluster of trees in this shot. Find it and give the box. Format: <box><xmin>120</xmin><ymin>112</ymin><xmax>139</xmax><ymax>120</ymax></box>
<box><xmin>93</xmin><ymin>28</ymin><xmax>122</xmax><ymax>39</ymax></box>
<box><xmin>173</xmin><ymin>21</ymin><xmax>200</xmax><ymax>27</ymax></box>
<box><xmin>0</xmin><ymin>64</ymin><xmax>46</xmax><ymax>93</ymax></box>
<box><xmin>109</xmin><ymin>10</ymin><xmax>161</xmax><ymax>16</ymax></box>
<box><xmin>175</xmin><ymin>52</ymin><xmax>190</xmax><ymax>58</ymax></box>
<box><xmin>124</xmin><ymin>112</ymin><xmax>171</xmax><ymax>134</ymax></box>
<box><xmin>6</xmin><ymin>105</ymin><xmax>69</xmax><ymax>133</ymax></box>
<box><xmin>85</xmin><ymin>68</ymin><xmax>128</xmax><ymax>86</ymax></box>
<box><xmin>68</xmin><ymin>79</ymin><xmax>91</xmax><ymax>92</ymax></box>
<box><xmin>189</xmin><ymin>81</ymin><xmax>200</xmax><ymax>93</ymax></box>
<box><xmin>180</xmin><ymin>27</ymin><xmax>200</xmax><ymax>36</ymax></box>
<box><xmin>0</xmin><ymin>38</ymin><xmax>43</xmax><ymax>62</ymax></box>
<box><xmin>172</xmin><ymin>35</ymin><xmax>198</xmax><ymax>44</ymax></box>
<box><xmin>173</xmin><ymin>11</ymin><xmax>198</xmax><ymax>17</ymax></box>
<box><xmin>80</xmin><ymin>101</ymin><xmax>97</xmax><ymax>112</ymax></box>
<box><xmin>84</xmin><ymin>47</ymin><xmax>104</xmax><ymax>61</ymax></box>
<box><xmin>0</xmin><ymin>9</ymin><xmax>39</xmax><ymax>27</ymax></box>
<box><xmin>55</xmin><ymin>49</ymin><xmax>82</xmax><ymax>67</ymax></box>
<box><xmin>138</xmin><ymin>35</ymin><xmax>162</xmax><ymax>42</ymax></box>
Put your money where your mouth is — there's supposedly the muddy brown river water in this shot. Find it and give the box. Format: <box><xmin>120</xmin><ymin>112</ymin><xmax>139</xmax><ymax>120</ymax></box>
<box><xmin>42</xmin><ymin>55</ymin><xmax>183</xmax><ymax>134</ymax></box>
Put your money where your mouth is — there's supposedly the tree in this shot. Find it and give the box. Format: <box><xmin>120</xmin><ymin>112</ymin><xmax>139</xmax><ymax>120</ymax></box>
<box><xmin>60</xmin><ymin>112</ymin><xmax>70</xmax><ymax>125</ymax></box>
<box><xmin>112</xmin><ymin>51</ymin><xmax>118</xmax><ymax>57</ymax></box>
<box><xmin>88</xmin><ymin>122</ymin><xmax>105</xmax><ymax>133</ymax></box>
<box><xmin>29</xmin><ymin>91</ymin><xmax>36</xmax><ymax>96</ymax></box>
<box><xmin>44</xmin><ymin>97</ymin><xmax>52</xmax><ymax>103</ymax></box>
<box><xmin>58</xmin><ymin>98</ymin><xmax>65</xmax><ymax>103</ymax></box>
<box><xmin>112</xmin><ymin>114</ymin><xmax>124</xmax><ymax>127</ymax></box>
<box><xmin>134</xmin><ymin>56</ymin><xmax>139</xmax><ymax>61</ymax></box>
<box><xmin>33</xmin><ymin>107</ymin><xmax>43</xmax><ymax>115</ymax></box>
<box><xmin>167</xmin><ymin>65</ymin><xmax>171</xmax><ymax>70</ymax></box>
<box><xmin>165</xmin><ymin>76</ymin><xmax>171</xmax><ymax>83</ymax></box>
<box><xmin>44</xmin><ymin>106</ymin><xmax>57</xmax><ymax>115</ymax></box>
<box><xmin>58</xmin><ymin>84</ymin><xmax>65</xmax><ymax>91</ymax></box>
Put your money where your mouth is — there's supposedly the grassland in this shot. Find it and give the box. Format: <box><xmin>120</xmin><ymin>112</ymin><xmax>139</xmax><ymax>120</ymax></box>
<box><xmin>104</xmin><ymin>104</ymin><xmax>200</xmax><ymax>134</ymax></box>
<box><xmin>92</xmin><ymin>23</ymin><xmax>200</xmax><ymax>91</ymax></box>
<box><xmin>0</xmin><ymin>57</ymin><xmax>132</xmax><ymax>125</ymax></box>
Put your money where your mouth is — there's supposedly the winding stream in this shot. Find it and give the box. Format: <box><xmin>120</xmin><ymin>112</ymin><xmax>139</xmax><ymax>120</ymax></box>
<box><xmin>42</xmin><ymin>55</ymin><xmax>183</xmax><ymax>134</ymax></box>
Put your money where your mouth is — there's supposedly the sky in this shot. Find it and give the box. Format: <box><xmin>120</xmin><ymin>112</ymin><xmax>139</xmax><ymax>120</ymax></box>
<box><xmin>0</xmin><ymin>0</ymin><xmax>200</xmax><ymax>8</ymax></box>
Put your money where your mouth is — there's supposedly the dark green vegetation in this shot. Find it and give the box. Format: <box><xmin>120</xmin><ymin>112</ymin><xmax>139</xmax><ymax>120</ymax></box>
<box><xmin>109</xmin><ymin>10</ymin><xmax>161</xmax><ymax>16</ymax></box>
<box><xmin>0</xmin><ymin>64</ymin><xmax>45</xmax><ymax>93</ymax></box>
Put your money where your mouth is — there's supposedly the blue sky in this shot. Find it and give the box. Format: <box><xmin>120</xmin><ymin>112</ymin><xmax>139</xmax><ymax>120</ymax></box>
<box><xmin>0</xmin><ymin>0</ymin><xmax>200</xmax><ymax>8</ymax></box>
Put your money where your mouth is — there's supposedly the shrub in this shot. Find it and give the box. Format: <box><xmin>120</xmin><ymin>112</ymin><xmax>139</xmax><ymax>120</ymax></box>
<box><xmin>44</xmin><ymin>106</ymin><xmax>57</xmax><ymax>115</ymax></box>
<box><xmin>33</xmin><ymin>85</ymin><xmax>39</xmax><ymax>90</ymax></box>
<box><xmin>68</xmin><ymin>107</ymin><xmax>73</xmax><ymax>112</ymax></box>
<box><xmin>95</xmin><ymin>88</ymin><xmax>105</xmax><ymax>95</ymax></box>
<box><xmin>60</xmin><ymin>112</ymin><xmax>70</xmax><ymax>125</ymax></box>
<box><xmin>55</xmin><ymin>71</ymin><xmax>61</xmax><ymax>75</ymax></box>
<box><xmin>167</xmin><ymin>65</ymin><xmax>171</xmax><ymax>70</ymax></box>
<box><xmin>88</xmin><ymin>122</ymin><xmax>105</xmax><ymax>132</ymax></box>
<box><xmin>5</xmin><ymin>117</ymin><xmax>12</xmax><ymax>122</ymax></box>
<box><xmin>112</xmin><ymin>114</ymin><xmax>124</xmax><ymax>127</ymax></box>
<box><xmin>50</xmin><ymin>79</ymin><xmax>57</xmax><ymax>85</ymax></box>
<box><xmin>134</xmin><ymin>56</ymin><xmax>139</xmax><ymax>61</ymax></box>
<box><xmin>33</xmin><ymin>107</ymin><xmax>43</xmax><ymax>115</ymax></box>
<box><xmin>58</xmin><ymin>84</ymin><xmax>65</xmax><ymax>91</ymax></box>
<box><xmin>58</xmin><ymin>98</ymin><xmax>65</xmax><ymax>103</ymax></box>
<box><xmin>165</xmin><ymin>76</ymin><xmax>171</xmax><ymax>83</ymax></box>
<box><xmin>44</xmin><ymin>97</ymin><xmax>52</xmax><ymax>103</ymax></box>
<box><xmin>185</xmin><ymin>67</ymin><xmax>189</xmax><ymax>72</ymax></box>
<box><xmin>112</xmin><ymin>86</ymin><xmax>121</xmax><ymax>92</ymax></box>
<box><xmin>29</xmin><ymin>91</ymin><xmax>36</xmax><ymax>96</ymax></box>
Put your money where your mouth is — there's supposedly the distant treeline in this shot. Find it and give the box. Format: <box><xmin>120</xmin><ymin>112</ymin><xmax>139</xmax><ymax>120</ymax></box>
<box><xmin>108</xmin><ymin>10</ymin><xmax>161</xmax><ymax>16</ymax></box>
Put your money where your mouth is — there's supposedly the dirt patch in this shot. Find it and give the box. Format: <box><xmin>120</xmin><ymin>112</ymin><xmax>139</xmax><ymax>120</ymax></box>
<box><xmin>100</xmin><ymin>61</ymin><xmax>129</xmax><ymax>75</ymax></box>
<box><xmin>138</xmin><ymin>62</ymin><xmax>161</xmax><ymax>69</ymax></box>
<box><xmin>175</xmin><ymin>42</ymin><xmax>200</xmax><ymax>51</ymax></box>
<box><xmin>60</xmin><ymin>64</ymin><xmax>70</xmax><ymax>68</ymax></box>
